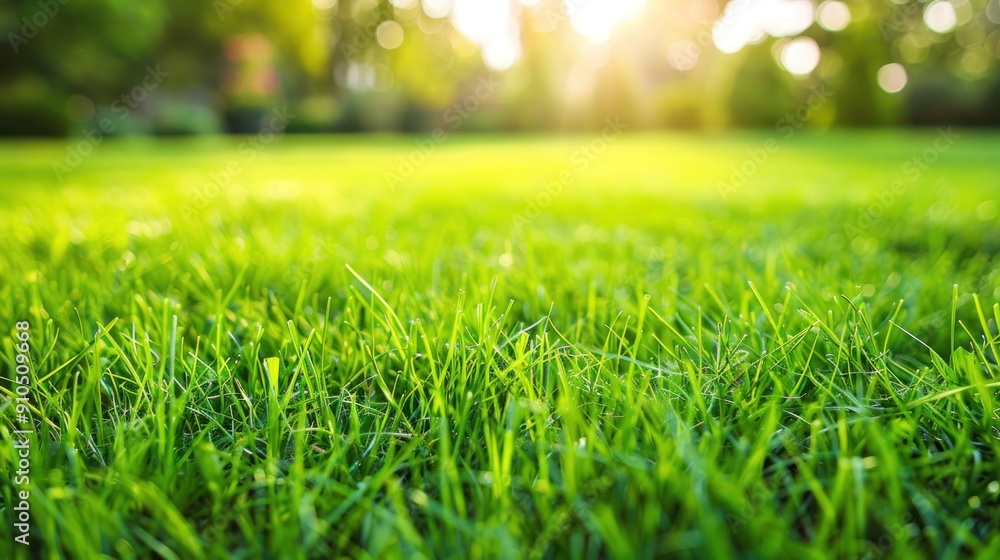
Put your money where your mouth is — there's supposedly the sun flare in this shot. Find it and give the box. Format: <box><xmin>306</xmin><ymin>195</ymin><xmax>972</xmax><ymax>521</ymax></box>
<box><xmin>565</xmin><ymin>0</ymin><xmax>649</xmax><ymax>44</ymax></box>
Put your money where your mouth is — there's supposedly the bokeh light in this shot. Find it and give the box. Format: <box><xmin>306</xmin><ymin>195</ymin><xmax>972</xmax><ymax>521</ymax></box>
<box><xmin>667</xmin><ymin>40</ymin><xmax>699</xmax><ymax>71</ymax></box>
<box><xmin>310</xmin><ymin>0</ymin><xmax>337</xmax><ymax>10</ymax></box>
<box><xmin>422</xmin><ymin>0</ymin><xmax>452</xmax><ymax>19</ymax></box>
<box><xmin>713</xmin><ymin>0</ymin><xmax>815</xmax><ymax>55</ymax></box>
<box><xmin>451</xmin><ymin>0</ymin><xmax>520</xmax><ymax>69</ymax></box>
<box><xmin>376</xmin><ymin>21</ymin><xmax>405</xmax><ymax>50</ymax></box>
<box><xmin>567</xmin><ymin>0</ymin><xmax>648</xmax><ymax>44</ymax></box>
<box><xmin>780</xmin><ymin>36</ymin><xmax>821</xmax><ymax>76</ymax></box>
<box><xmin>924</xmin><ymin>1</ymin><xmax>958</xmax><ymax>34</ymax></box>
<box><xmin>988</xmin><ymin>0</ymin><xmax>1000</xmax><ymax>25</ymax></box>
<box><xmin>452</xmin><ymin>0</ymin><xmax>513</xmax><ymax>45</ymax></box>
<box><xmin>878</xmin><ymin>63</ymin><xmax>908</xmax><ymax>93</ymax></box>
<box><xmin>65</xmin><ymin>95</ymin><xmax>96</xmax><ymax>123</ymax></box>
<box><xmin>482</xmin><ymin>35</ymin><xmax>521</xmax><ymax>70</ymax></box>
<box><xmin>816</xmin><ymin>1</ymin><xmax>851</xmax><ymax>32</ymax></box>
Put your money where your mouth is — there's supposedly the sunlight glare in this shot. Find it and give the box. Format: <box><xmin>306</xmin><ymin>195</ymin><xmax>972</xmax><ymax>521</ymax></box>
<box><xmin>713</xmin><ymin>0</ymin><xmax>816</xmax><ymax>54</ymax></box>
<box><xmin>452</xmin><ymin>0</ymin><xmax>521</xmax><ymax>69</ymax></box>
<box><xmin>422</xmin><ymin>0</ymin><xmax>453</xmax><ymax>19</ymax></box>
<box><xmin>567</xmin><ymin>0</ymin><xmax>648</xmax><ymax>44</ymax></box>
<box><xmin>452</xmin><ymin>0</ymin><xmax>513</xmax><ymax>45</ymax></box>
<box><xmin>483</xmin><ymin>33</ymin><xmax>522</xmax><ymax>70</ymax></box>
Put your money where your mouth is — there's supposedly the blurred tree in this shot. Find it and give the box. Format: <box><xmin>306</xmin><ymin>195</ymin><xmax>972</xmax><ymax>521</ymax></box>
<box><xmin>0</xmin><ymin>0</ymin><xmax>998</xmax><ymax>134</ymax></box>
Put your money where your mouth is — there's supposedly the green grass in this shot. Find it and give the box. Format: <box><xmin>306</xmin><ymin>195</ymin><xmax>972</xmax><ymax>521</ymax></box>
<box><xmin>1</xmin><ymin>131</ymin><xmax>999</xmax><ymax>559</ymax></box>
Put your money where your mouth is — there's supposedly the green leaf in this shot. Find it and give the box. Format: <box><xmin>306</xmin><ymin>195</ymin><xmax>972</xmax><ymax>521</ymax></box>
<box><xmin>263</xmin><ymin>357</ymin><xmax>280</xmax><ymax>393</ymax></box>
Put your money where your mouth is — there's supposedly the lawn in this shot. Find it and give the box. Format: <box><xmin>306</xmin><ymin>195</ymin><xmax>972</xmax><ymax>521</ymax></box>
<box><xmin>1</xmin><ymin>131</ymin><xmax>999</xmax><ymax>559</ymax></box>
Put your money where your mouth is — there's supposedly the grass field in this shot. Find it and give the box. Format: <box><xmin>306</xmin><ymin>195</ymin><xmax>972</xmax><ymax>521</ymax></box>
<box><xmin>2</xmin><ymin>131</ymin><xmax>999</xmax><ymax>559</ymax></box>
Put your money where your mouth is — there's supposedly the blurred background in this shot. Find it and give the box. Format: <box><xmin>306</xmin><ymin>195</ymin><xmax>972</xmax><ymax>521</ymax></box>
<box><xmin>2</xmin><ymin>0</ymin><xmax>999</xmax><ymax>136</ymax></box>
